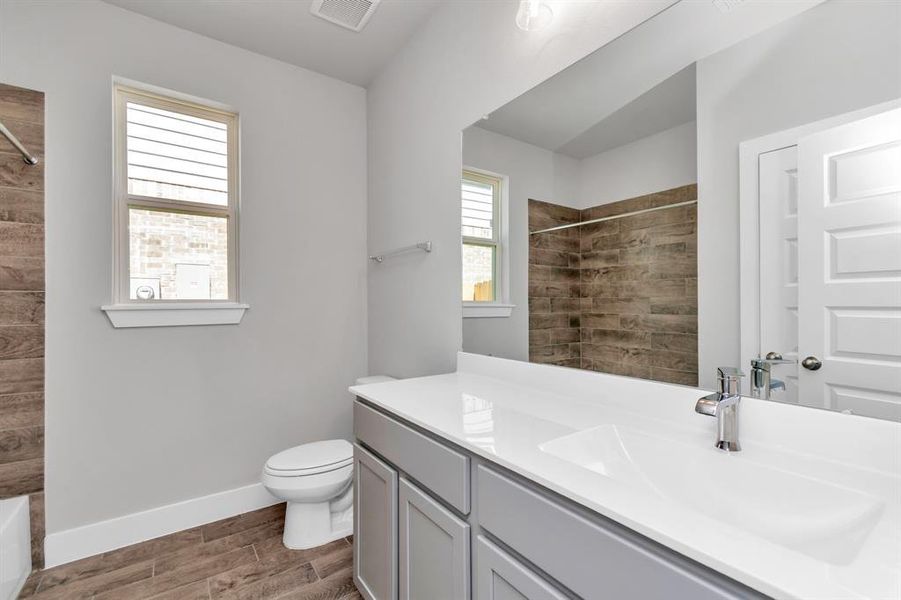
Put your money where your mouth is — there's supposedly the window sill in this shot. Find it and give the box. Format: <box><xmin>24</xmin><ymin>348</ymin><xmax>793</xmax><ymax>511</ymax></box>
<box><xmin>463</xmin><ymin>303</ymin><xmax>515</xmax><ymax>318</ymax></box>
<box><xmin>101</xmin><ymin>302</ymin><xmax>249</xmax><ymax>328</ymax></box>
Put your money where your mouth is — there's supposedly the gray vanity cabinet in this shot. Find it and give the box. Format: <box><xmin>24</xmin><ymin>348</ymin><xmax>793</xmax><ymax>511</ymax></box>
<box><xmin>353</xmin><ymin>444</ymin><xmax>398</xmax><ymax>600</ymax></box>
<box><xmin>399</xmin><ymin>478</ymin><xmax>471</xmax><ymax>600</ymax></box>
<box><xmin>353</xmin><ymin>399</ymin><xmax>768</xmax><ymax>600</ymax></box>
<box><xmin>475</xmin><ymin>536</ymin><xmax>568</xmax><ymax>600</ymax></box>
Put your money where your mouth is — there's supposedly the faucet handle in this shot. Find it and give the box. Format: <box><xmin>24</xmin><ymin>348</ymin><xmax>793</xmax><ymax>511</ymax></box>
<box><xmin>716</xmin><ymin>367</ymin><xmax>744</xmax><ymax>395</ymax></box>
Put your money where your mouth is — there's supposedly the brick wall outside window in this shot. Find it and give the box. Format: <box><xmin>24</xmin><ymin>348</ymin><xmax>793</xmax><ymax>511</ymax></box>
<box><xmin>129</xmin><ymin>209</ymin><xmax>228</xmax><ymax>300</ymax></box>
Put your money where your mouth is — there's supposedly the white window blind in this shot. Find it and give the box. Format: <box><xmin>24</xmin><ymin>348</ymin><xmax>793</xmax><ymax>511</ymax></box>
<box><xmin>462</xmin><ymin>178</ymin><xmax>495</xmax><ymax>239</ymax></box>
<box><xmin>126</xmin><ymin>103</ymin><xmax>229</xmax><ymax>206</ymax></box>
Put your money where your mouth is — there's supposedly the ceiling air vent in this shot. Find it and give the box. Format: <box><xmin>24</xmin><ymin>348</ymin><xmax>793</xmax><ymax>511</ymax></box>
<box><xmin>712</xmin><ymin>0</ymin><xmax>744</xmax><ymax>13</ymax></box>
<box><xmin>310</xmin><ymin>0</ymin><xmax>382</xmax><ymax>32</ymax></box>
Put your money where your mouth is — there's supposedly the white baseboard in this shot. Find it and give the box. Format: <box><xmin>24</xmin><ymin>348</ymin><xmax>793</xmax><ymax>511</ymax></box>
<box><xmin>44</xmin><ymin>483</ymin><xmax>280</xmax><ymax>568</ymax></box>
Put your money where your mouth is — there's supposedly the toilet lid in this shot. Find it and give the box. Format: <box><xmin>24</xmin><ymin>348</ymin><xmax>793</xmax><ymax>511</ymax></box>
<box><xmin>265</xmin><ymin>439</ymin><xmax>353</xmax><ymax>475</ymax></box>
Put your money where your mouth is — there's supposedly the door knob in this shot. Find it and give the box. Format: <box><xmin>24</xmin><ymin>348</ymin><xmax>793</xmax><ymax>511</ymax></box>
<box><xmin>801</xmin><ymin>356</ymin><xmax>822</xmax><ymax>371</ymax></box>
<box><xmin>760</xmin><ymin>351</ymin><xmax>794</xmax><ymax>365</ymax></box>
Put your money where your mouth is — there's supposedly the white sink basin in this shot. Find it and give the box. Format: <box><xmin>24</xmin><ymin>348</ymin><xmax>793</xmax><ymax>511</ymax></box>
<box><xmin>539</xmin><ymin>425</ymin><xmax>884</xmax><ymax>565</ymax></box>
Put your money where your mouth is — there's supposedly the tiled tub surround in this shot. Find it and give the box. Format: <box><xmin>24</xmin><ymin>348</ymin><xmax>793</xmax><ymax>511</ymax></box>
<box><xmin>528</xmin><ymin>185</ymin><xmax>698</xmax><ymax>385</ymax></box>
<box><xmin>19</xmin><ymin>504</ymin><xmax>361</xmax><ymax>600</ymax></box>
<box><xmin>0</xmin><ymin>82</ymin><xmax>45</xmax><ymax>568</ymax></box>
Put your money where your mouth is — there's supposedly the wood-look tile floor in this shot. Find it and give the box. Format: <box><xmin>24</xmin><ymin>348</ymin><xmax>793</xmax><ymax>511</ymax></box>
<box><xmin>18</xmin><ymin>504</ymin><xmax>361</xmax><ymax>600</ymax></box>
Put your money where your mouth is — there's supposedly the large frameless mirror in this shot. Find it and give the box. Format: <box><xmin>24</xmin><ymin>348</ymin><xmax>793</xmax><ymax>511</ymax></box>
<box><xmin>459</xmin><ymin>0</ymin><xmax>901</xmax><ymax>420</ymax></box>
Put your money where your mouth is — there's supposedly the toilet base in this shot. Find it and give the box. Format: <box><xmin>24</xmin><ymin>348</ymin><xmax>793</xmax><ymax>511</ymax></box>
<box><xmin>282</xmin><ymin>499</ymin><xmax>353</xmax><ymax>550</ymax></box>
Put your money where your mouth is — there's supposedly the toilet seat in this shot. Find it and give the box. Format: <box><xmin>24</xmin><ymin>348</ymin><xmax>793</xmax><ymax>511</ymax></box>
<box><xmin>264</xmin><ymin>439</ymin><xmax>353</xmax><ymax>477</ymax></box>
<box><xmin>264</xmin><ymin>457</ymin><xmax>352</xmax><ymax>477</ymax></box>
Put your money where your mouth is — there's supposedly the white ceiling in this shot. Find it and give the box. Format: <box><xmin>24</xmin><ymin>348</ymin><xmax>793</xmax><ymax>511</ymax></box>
<box><xmin>102</xmin><ymin>0</ymin><xmax>444</xmax><ymax>87</ymax></box>
<box><xmin>555</xmin><ymin>64</ymin><xmax>696</xmax><ymax>160</ymax></box>
<box><xmin>474</xmin><ymin>0</ymin><xmax>823</xmax><ymax>159</ymax></box>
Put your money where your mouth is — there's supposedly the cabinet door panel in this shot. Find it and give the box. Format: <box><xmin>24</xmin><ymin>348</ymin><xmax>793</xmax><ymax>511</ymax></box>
<box><xmin>354</xmin><ymin>444</ymin><xmax>398</xmax><ymax>600</ymax></box>
<box><xmin>399</xmin><ymin>477</ymin><xmax>470</xmax><ymax>600</ymax></box>
<box><xmin>475</xmin><ymin>536</ymin><xmax>568</xmax><ymax>600</ymax></box>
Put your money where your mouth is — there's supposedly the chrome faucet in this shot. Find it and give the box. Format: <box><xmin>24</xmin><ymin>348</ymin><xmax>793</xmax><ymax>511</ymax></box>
<box><xmin>695</xmin><ymin>367</ymin><xmax>745</xmax><ymax>452</ymax></box>
<box><xmin>750</xmin><ymin>352</ymin><xmax>793</xmax><ymax>400</ymax></box>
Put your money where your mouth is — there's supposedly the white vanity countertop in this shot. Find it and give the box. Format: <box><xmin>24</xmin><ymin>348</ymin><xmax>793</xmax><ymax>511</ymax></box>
<box><xmin>349</xmin><ymin>353</ymin><xmax>901</xmax><ymax>600</ymax></box>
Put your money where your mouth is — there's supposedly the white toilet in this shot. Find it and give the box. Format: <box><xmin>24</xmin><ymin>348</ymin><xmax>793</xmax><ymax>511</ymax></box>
<box><xmin>262</xmin><ymin>375</ymin><xmax>395</xmax><ymax>549</ymax></box>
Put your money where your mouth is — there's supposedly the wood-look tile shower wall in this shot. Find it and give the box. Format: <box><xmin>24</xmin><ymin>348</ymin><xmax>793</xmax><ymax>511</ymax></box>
<box><xmin>529</xmin><ymin>185</ymin><xmax>698</xmax><ymax>386</ymax></box>
<box><xmin>0</xmin><ymin>82</ymin><xmax>45</xmax><ymax>567</ymax></box>
<box><xmin>528</xmin><ymin>201</ymin><xmax>583</xmax><ymax>368</ymax></box>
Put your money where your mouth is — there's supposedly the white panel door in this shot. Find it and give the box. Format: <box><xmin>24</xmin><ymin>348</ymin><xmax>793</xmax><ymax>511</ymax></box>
<box><xmin>797</xmin><ymin>108</ymin><xmax>901</xmax><ymax>420</ymax></box>
<box><xmin>758</xmin><ymin>146</ymin><xmax>801</xmax><ymax>403</ymax></box>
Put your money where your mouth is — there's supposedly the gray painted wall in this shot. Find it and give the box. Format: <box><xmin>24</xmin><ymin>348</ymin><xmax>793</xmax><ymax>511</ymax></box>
<box><xmin>696</xmin><ymin>0</ymin><xmax>901</xmax><ymax>388</ymax></box>
<box><xmin>576</xmin><ymin>121</ymin><xmax>697</xmax><ymax>210</ymax></box>
<box><xmin>366</xmin><ymin>0</ymin><xmax>674</xmax><ymax>378</ymax></box>
<box><xmin>0</xmin><ymin>0</ymin><xmax>368</xmax><ymax>533</ymax></box>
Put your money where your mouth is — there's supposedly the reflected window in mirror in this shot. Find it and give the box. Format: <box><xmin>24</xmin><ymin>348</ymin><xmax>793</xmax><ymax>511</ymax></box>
<box><xmin>462</xmin><ymin>169</ymin><xmax>507</xmax><ymax>307</ymax></box>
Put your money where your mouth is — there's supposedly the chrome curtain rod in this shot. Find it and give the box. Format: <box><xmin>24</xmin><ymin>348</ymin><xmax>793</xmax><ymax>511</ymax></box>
<box><xmin>369</xmin><ymin>241</ymin><xmax>432</xmax><ymax>263</ymax></box>
<box><xmin>529</xmin><ymin>199</ymin><xmax>697</xmax><ymax>235</ymax></box>
<box><xmin>0</xmin><ymin>120</ymin><xmax>39</xmax><ymax>165</ymax></box>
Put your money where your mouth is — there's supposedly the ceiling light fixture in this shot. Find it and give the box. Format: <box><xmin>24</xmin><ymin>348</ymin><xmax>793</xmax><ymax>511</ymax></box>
<box><xmin>515</xmin><ymin>0</ymin><xmax>553</xmax><ymax>32</ymax></box>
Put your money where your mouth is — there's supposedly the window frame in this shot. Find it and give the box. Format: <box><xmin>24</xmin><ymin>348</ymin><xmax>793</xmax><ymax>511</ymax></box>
<box><xmin>461</xmin><ymin>168</ymin><xmax>514</xmax><ymax>318</ymax></box>
<box><xmin>103</xmin><ymin>82</ymin><xmax>247</xmax><ymax>328</ymax></box>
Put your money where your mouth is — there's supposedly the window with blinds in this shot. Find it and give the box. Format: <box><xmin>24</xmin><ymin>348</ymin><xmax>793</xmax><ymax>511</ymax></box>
<box><xmin>462</xmin><ymin>170</ymin><xmax>501</xmax><ymax>303</ymax></box>
<box><xmin>113</xmin><ymin>84</ymin><xmax>238</xmax><ymax>304</ymax></box>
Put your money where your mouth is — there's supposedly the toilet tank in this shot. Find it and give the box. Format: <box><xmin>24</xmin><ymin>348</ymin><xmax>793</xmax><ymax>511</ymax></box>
<box><xmin>355</xmin><ymin>375</ymin><xmax>396</xmax><ymax>385</ymax></box>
